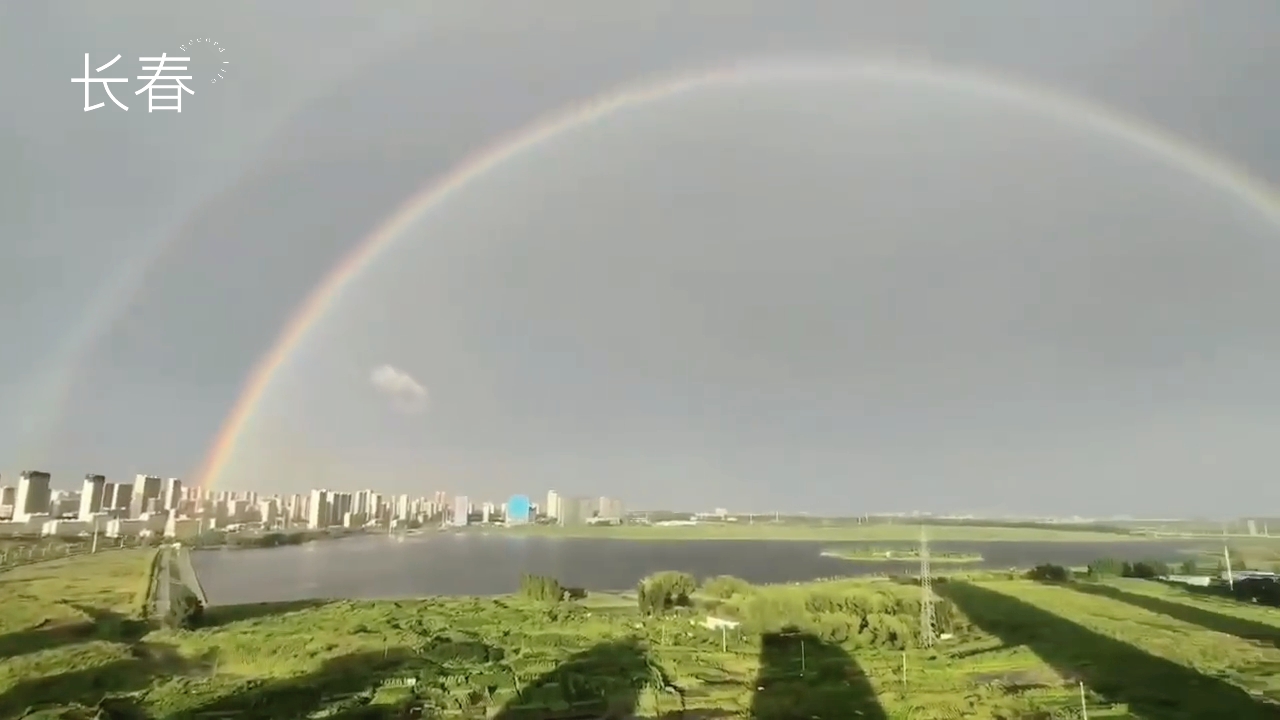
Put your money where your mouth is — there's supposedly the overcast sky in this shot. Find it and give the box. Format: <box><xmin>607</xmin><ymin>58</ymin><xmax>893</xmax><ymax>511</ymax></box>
<box><xmin>3</xmin><ymin>2</ymin><xmax>1280</xmax><ymax>517</ymax></box>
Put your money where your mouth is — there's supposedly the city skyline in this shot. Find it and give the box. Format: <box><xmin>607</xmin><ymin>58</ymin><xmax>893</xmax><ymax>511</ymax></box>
<box><xmin>0</xmin><ymin>467</ymin><xmax>629</xmax><ymax>534</ymax></box>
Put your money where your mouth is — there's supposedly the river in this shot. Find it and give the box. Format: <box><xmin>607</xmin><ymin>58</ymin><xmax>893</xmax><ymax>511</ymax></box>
<box><xmin>190</xmin><ymin>533</ymin><xmax>1196</xmax><ymax>605</ymax></box>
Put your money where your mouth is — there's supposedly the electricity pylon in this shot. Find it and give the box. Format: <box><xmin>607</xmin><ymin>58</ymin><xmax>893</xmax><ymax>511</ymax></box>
<box><xmin>919</xmin><ymin>525</ymin><xmax>937</xmax><ymax>649</ymax></box>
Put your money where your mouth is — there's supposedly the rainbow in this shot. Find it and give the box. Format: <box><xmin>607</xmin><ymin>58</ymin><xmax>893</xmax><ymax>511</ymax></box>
<box><xmin>191</xmin><ymin>56</ymin><xmax>1280</xmax><ymax>490</ymax></box>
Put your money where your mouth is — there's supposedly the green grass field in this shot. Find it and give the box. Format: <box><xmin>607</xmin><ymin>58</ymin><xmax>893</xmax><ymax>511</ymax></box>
<box><xmin>498</xmin><ymin>521</ymin><xmax>1149</xmax><ymax>543</ymax></box>
<box><xmin>3</xmin><ymin>551</ymin><xmax>1280</xmax><ymax>718</ymax></box>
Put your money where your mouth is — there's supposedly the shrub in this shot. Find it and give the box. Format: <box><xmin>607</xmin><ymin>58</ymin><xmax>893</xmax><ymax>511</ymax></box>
<box><xmin>1026</xmin><ymin>564</ymin><xmax>1069</xmax><ymax>583</ymax></box>
<box><xmin>166</xmin><ymin>586</ymin><xmax>204</xmax><ymax>629</ymax></box>
<box><xmin>518</xmin><ymin>574</ymin><xmax>563</xmax><ymax>603</ymax></box>
<box><xmin>701</xmin><ymin>575</ymin><xmax>752</xmax><ymax>599</ymax></box>
<box><xmin>1126</xmin><ymin>561</ymin><xmax>1169</xmax><ymax>579</ymax></box>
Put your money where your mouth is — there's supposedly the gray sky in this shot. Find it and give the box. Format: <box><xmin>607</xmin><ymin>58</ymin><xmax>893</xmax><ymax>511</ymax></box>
<box><xmin>3</xmin><ymin>1</ymin><xmax>1280</xmax><ymax>516</ymax></box>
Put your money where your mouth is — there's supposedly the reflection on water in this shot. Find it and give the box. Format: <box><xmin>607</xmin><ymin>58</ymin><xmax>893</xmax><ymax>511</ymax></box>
<box><xmin>191</xmin><ymin>534</ymin><xmax>1194</xmax><ymax>606</ymax></box>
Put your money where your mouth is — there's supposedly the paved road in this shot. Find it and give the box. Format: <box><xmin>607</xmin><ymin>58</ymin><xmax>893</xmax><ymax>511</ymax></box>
<box><xmin>153</xmin><ymin>548</ymin><xmax>172</xmax><ymax>618</ymax></box>
<box><xmin>173</xmin><ymin>547</ymin><xmax>207</xmax><ymax>605</ymax></box>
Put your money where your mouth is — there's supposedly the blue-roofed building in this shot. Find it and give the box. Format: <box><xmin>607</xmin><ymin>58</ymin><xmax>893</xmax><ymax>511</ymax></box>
<box><xmin>506</xmin><ymin>494</ymin><xmax>531</xmax><ymax>525</ymax></box>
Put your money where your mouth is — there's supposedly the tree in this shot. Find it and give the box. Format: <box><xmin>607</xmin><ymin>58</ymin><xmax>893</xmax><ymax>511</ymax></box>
<box><xmin>635</xmin><ymin>572</ymin><xmax>697</xmax><ymax>614</ymax></box>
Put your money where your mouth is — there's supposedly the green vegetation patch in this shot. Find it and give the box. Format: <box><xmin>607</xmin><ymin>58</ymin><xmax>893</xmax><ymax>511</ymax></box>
<box><xmin>5</xmin><ymin>550</ymin><xmax>1280</xmax><ymax>718</ymax></box>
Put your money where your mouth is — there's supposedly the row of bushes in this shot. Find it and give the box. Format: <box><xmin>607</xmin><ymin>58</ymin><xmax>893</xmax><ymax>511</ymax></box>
<box><xmin>518</xmin><ymin>570</ymin><xmax>946</xmax><ymax>649</ymax></box>
<box><xmin>1026</xmin><ymin>559</ymin><xmax>1178</xmax><ymax>583</ymax></box>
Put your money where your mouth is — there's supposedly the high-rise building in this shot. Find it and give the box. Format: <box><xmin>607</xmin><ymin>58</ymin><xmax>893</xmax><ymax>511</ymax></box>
<box><xmin>110</xmin><ymin>483</ymin><xmax>133</xmax><ymax>512</ymax></box>
<box><xmin>78</xmin><ymin>474</ymin><xmax>106</xmax><ymax>520</ymax></box>
<box><xmin>507</xmin><ymin>494</ymin><xmax>532</xmax><ymax>524</ymax></box>
<box><xmin>162</xmin><ymin>478</ymin><xmax>183</xmax><ymax>512</ymax></box>
<box><xmin>545</xmin><ymin>490</ymin><xmax>561</xmax><ymax>520</ymax></box>
<box><xmin>307</xmin><ymin>489</ymin><xmax>329</xmax><ymax>529</ymax></box>
<box><xmin>330</xmin><ymin>492</ymin><xmax>353</xmax><ymax>526</ymax></box>
<box><xmin>557</xmin><ymin>496</ymin><xmax>597</xmax><ymax>527</ymax></box>
<box><xmin>452</xmin><ymin>495</ymin><xmax>470</xmax><ymax>526</ymax></box>
<box><xmin>0</xmin><ymin>485</ymin><xmax>16</xmax><ymax>518</ymax></box>
<box><xmin>305</xmin><ymin>486</ymin><xmax>327</xmax><ymax>527</ymax></box>
<box><xmin>130</xmin><ymin>475</ymin><xmax>163</xmax><ymax>517</ymax></box>
<box><xmin>393</xmin><ymin>494</ymin><xmax>410</xmax><ymax>521</ymax></box>
<box><xmin>14</xmin><ymin>471</ymin><xmax>52</xmax><ymax>522</ymax></box>
<box><xmin>258</xmin><ymin>499</ymin><xmax>278</xmax><ymax>526</ymax></box>
<box><xmin>597</xmin><ymin>496</ymin><xmax>624</xmax><ymax>522</ymax></box>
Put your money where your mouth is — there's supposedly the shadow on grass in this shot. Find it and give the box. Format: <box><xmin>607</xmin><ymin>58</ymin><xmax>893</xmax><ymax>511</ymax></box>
<box><xmin>749</xmin><ymin>627</ymin><xmax>886</xmax><ymax>720</ymax></box>
<box><xmin>1067</xmin><ymin>581</ymin><xmax>1280</xmax><ymax>648</ymax></box>
<box><xmin>170</xmin><ymin>648</ymin><xmax>421</xmax><ymax>720</ymax></box>
<box><xmin>199</xmin><ymin>599</ymin><xmax>331</xmax><ymax>628</ymax></box>
<box><xmin>0</xmin><ymin>603</ymin><xmax>149</xmax><ymax>661</ymax></box>
<box><xmin>493</xmin><ymin>638</ymin><xmax>653</xmax><ymax>719</ymax></box>
<box><xmin>940</xmin><ymin>581</ymin><xmax>1280</xmax><ymax>719</ymax></box>
<box><xmin>0</xmin><ymin>641</ymin><xmax>190</xmax><ymax>719</ymax></box>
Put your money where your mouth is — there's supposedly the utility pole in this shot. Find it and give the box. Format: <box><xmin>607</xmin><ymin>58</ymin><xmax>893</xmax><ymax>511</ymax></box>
<box><xmin>91</xmin><ymin>519</ymin><xmax>99</xmax><ymax>554</ymax></box>
<box><xmin>919</xmin><ymin>525</ymin><xmax>937</xmax><ymax>649</ymax></box>
<box><xmin>1224</xmin><ymin>545</ymin><xmax>1234</xmax><ymax>591</ymax></box>
<box><xmin>1079</xmin><ymin>681</ymin><xmax>1088</xmax><ymax>719</ymax></box>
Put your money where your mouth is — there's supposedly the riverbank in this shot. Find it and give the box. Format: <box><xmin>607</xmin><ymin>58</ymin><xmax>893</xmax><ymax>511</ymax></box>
<box><xmin>500</xmin><ymin>521</ymin><xmax>1148</xmax><ymax>543</ymax></box>
<box><xmin>4</xmin><ymin>549</ymin><xmax>1280</xmax><ymax>717</ymax></box>
<box><xmin>186</xmin><ymin>526</ymin><xmax>368</xmax><ymax>551</ymax></box>
<box><xmin>820</xmin><ymin>548</ymin><xmax>983</xmax><ymax>563</ymax></box>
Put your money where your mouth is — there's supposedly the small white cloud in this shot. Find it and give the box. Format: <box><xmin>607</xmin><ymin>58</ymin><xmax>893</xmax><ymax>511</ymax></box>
<box><xmin>369</xmin><ymin>364</ymin><xmax>428</xmax><ymax>413</ymax></box>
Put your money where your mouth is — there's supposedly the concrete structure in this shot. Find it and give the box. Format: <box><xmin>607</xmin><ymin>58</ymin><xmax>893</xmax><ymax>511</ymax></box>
<box><xmin>452</xmin><ymin>495</ymin><xmax>470</xmax><ymax>526</ymax></box>
<box><xmin>545</xmin><ymin>490</ymin><xmax>561</xmax><ymax>520</ymax></box>
<box><xmin>105</xmin><ymin>517</ymin><xmax>163</xmax><ymax>537</ymax></box>
<box><xmin>14</xmin><ymin>471</ymin><xmax>52</xmax><ymax>522</ymax></box>
<box><xmin>165</xmin><ymin>515</ymin><xmax>204</xmax><ymax>538</ymax></box>
<box><xmin>702</xmin><ymin>616</ymin><xmax>740</xmax><ymax>630</ymax></box>
<box><xmin>78</xmin><ymin>475</ymin><xmax>107</xmax><ymax>521</ymax></box>
<box><xmin>41</xmin><ymin>519</ymin><xmax>91</xmax><ymax>537</ymax></box>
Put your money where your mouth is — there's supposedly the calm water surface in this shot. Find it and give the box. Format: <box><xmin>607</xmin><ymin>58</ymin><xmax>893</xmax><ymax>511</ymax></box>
<box><xmin>191</xmin><ymin>534</ymin><xmax>1194</xmax><ymax>605</ymax></box>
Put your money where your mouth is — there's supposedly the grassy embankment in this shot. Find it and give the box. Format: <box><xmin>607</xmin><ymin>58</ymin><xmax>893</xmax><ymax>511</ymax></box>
<box><xmin>501</xmin><ymin>521</ymin><xmax>1151</xmax><ymax>543</ymax></box>
<box><xmin>820</xmin><ymin>548</ymin><xmax>984</xmax><ymax>563</ymax></box>
<box><xmin>5</xmin><ymin>550</ymin><xmax>1280</xmax><ymax>717</ymax></box>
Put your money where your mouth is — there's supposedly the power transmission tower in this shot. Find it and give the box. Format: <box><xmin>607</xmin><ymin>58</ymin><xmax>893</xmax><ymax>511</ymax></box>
<box><xmin>919</xmin><ymin>525</ymin><xmax>937</xmax><ymax>649</ymax></box>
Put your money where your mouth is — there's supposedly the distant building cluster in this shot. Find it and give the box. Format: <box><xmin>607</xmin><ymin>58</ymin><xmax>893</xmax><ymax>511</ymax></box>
<box><xmin>0</xmin><ymin>470</ymin><xmax>195</xmax><ymax>540</ymax></box>
<box><xmin>0</xmin><ymin>469</ymin><xmax>625</xmax><ymax>540</ymax></box>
